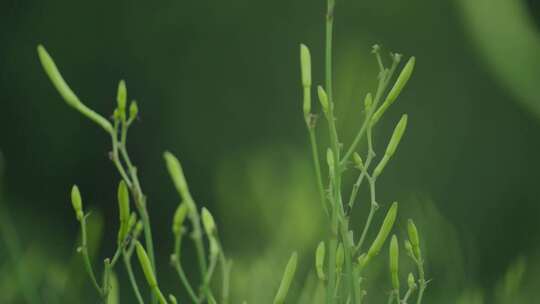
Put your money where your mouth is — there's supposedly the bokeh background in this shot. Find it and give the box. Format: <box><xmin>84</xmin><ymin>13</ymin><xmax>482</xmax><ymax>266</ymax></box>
<box><xmin>1</xmin><ymin>0</ymin><xmax>540</xmax><ymax>303</ymax></box>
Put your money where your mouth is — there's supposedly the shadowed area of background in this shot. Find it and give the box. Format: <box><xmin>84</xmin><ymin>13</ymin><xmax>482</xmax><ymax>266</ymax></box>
<box><xmin>1</xmin><ymin>0</ymin><xmax>540</xmax><ymax>303</ymax></box>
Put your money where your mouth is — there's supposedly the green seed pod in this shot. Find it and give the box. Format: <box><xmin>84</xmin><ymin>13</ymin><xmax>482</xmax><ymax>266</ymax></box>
<box><xmin>407</xmin><ymin>273</ymin><xmax>417</xmax><ymax>290</ymax></box>
<box><xmin>273</xmin><ymin>252</ymin><xmax>298</xmax><ymax>304</ymax></box>
<box><xmin>168</xmin><ymin>295</ymin><xmax>178</xmax><ymax>304</ymax></box>
<box><xmin>404</xmin><ymin>240</ymin><xmax>414</xmax><ymax>257</ymax></box>
<box><xmin>315</xmin><ymin>241</ymin><xmax>326</xmax><ymax>280</ymax></box>
<box><xmin>163</xmin><ymin>152</ymin><xmax>195</xmax><ymax>212</ymax></box>
<box><xmin>70</xmin><ymin>185</ymin><xmax>84</xmax><ymax>221</ymax></box>
<box><xmin>172</xmin><ymin>203</ymin><xmax>189</xmax><ymax>235</ymax></box>
<box><xmin>129</xmin><ymin>101</ymin><xmax>138</xmax><ymax>121</ymax></box>
<box><xmin>372</xmin><ymin>115</ymin><xmax>408</xmax><ymax>178</ymax></box>
<box><xmin>127</xmin><ymin>212</ymin><xmax>137</xmax><ymax>230</ymax></box>
<box><xmin>209</xmin><ymin>236</ymin><xmax>220</xmax><ymax>258</ymax></box>
<box><xmin>133</xmin><ymin>220</ymin><xmax>144</xmax><ymax>240</ymax></box>
<box><xmin>367</xmin><ymin>202</ymin><xmax>398</xmax><ymax>258</ymax></box>
<box><xmin>300</xmin><ymin>44</ymin><xmax>312</xmax><ymax>88</ymax></box>
<box><xmin>336</xmin><ymin>243</ymin><xmax>344</xmax><ymax>273</ymax></box>
<box><xmin>117</xmin><ymin>181</ymin><xmax>130</xmax><ymax>245</ymax></box>
<box><xmin>353</xmin><ymin>152</ymin><xmax>364</xmax><ymax>169</ymax></box>
<box><xmin>201</xmin><ymin>207</ymin><xmax>217</xmax><ymax>235</ymax></box>
<box><xmin>385</xmin><ymin>114</ymin><xmax>408</xmax><ymax>157</ymax></box>
<box><xmin>407</xmin><ymin>219</ymin><xmax>421</xmax><ymax>258</ymax></box>
<box><xmin>317</xmin><ymin>86</ymin><xmax>330</xmax><ymax>114</ymax></box>
<box><xmin>37</xmin><ymin>45</ymin><xmax>113</xmax><ymax>133</ymax></box>
<box><xmin>389</xmin><ymin>235</ymin><xmax>399</xmax><ymax>291</ymax></box>
<box><xmin>371</xmin><ymin>56</ymin><xmax>415</xmax><ymax>126</ymax></box>
<box><xmin>364</xmin><ymin>93</ymin><xmax>373</xmax><ymax>111</ymax></box>
<box><xmin>117</xmin><ymin>80</ymin><xmax>127</xmax><ymax>119</ymax></box>
<box><xmin>135</xmin><ymin>242</ymin><xmax>157</xmax><ymax>288</ymax></box>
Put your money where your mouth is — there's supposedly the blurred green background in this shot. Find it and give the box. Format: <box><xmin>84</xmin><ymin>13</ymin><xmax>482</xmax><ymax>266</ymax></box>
<box><xmin>1</xmin><ymin>0</ymin><xmax>540</xmax><ymax>303</ymax></box>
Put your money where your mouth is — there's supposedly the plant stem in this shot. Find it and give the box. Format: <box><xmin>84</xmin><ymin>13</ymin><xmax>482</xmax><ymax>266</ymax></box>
<box><xmin>172</xmin><ymin>231</ymin><xmax>200</xmax><ymax>303</ymax></box>
<box><xmin>354</xmin><ymin>176</ymin><xmax>378</xmax><ymax>254</ymax></box>
<box><xmin>79</xmin><ymin>215</ymin><xmax>104</xmax><ymax>297</ymax></box>
<box><xmin>123</xmin><ymin>252</ymin><xmax>145</xmax><ymax>304</ymax></box>
<box><xmin>309</xmin><ymin>127</ymin><xmax>329</xmax><ymax>215</ymax></box>
<box><xmin>416</xmin><ymin>260</ymin><xmax>426</xmax><ymax>304</ymax></box>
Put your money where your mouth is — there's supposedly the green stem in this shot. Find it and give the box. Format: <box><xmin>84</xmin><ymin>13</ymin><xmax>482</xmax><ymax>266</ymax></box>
<box><xmin>172</xmin><ymin>232</ymin><xmax>200</xmax><ymax>303</ymax></box>
<box><xmin>354</xmin><ymin>176</ymin><xmax>378</xmax><ymax>254</ymax></box>
<box><xmin>308</xmin><ymin>127</ymin><xmax>329</xmax><ymax>215</ymax></box>
<box><xmin>416</xmin><ymin>260</ymin><xmax>426</xmax><ymax>304</ymax></box>
<box><xmin>123</xmin><ymin>252</ymin><xmax>145</xmax><ymax>304</ymax></box>
<box><xmin>79</xmin><ymin>215</ymin><xmax>104</xmax><ymax>297</ymax></box>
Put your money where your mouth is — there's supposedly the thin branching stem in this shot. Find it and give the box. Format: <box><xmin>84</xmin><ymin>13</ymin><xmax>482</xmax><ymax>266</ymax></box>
<box><xmin>123</xmin><ymin>251</ymin><xmax>145</xmax><ymax>304</ymax></box>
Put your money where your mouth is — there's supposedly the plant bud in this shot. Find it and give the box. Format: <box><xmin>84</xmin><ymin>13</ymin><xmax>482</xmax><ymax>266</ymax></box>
<box><xmin>407</xmin><ymin>219</ymin><xmax>421</xmax><ymax>258</ymax></box>
<box><xmin>389</xmin><ymin>235</ymin><xmax>399</xmax><ymax>291</ymax></box>
<box><xmin>404</xmin><ymin>240</ymin><xmax>414</xmax><ymax>257</ymax></box>
<box><xmin>273</xmin><ymin>252</ymin><xmax>298</xmax><ymax>304</ymax></box>
<box><xmin>367</xmin><ymin>202</ymin><xmax>398</xmax><ymax>258</ymax></box>
<box><xmin>70</xmin><ymin>185</ymin><xmax>84</xmax><ymax>221</ymax></box>
<box><xmin>209</xmin><ymin>236</ymin><xmax>220</xmax><ymax>258</ymax></box>
<box><xmin>300</xmin><ymin>44</ymin><xmax>312</xmax><ymax>88</ymax></box>
<box><xmin>133</xmin><ymin>221</ymin><xmax>144</xmax><ymax>240</ymax></box>
<box><xmin>129</xmin><ymin>101</ymin><xmax>139</xmax><ymax>121</ymax></box>
<box><xmin>135</xmin><ymin>242</ymin><xmax>157</xmax><ymax>288</ymax></box>
<box><xmin>364</xmin><ymin>93</ymin><xmax>373</xmax><ymax>111</ymax></box>
<box><xmin>315</xmin><ymin>241</ymin><xmax>326</xmax><ymax>280</ymax></box>
<box><xmin>117</xmin><ymin>80</ymin><xmax>127</xmax><ymax>118</ymax></box>
<box><xmin>336</xmin><ymin>243</ymin><xmax>344</xmax><ymax>273</ymax></box>
<box><xmin>169</xmin><ymin>295</ymin><xmax>178</xmax><ymax>304</ymax></box>
<box><xmin>172</xmin><ymin>203</ymin><xmax>189</xmax><ymax>235</ymax></box>
<box><xmin>163</xmin><ymin>152</ymin><xmax>193</xmax><ymax>210</ymax></box>
<box><xmin>317</xmin><ymin>86</ymin><xmax>329</xmax><ymax>114</ymax></box>
<box><xmin>201</xmin><ymin>207</ymin><xmax>216</xmax><ymax>235</ymax></box>
<box><xmin>385</xmin><ymin>114</ymin><xmax>408</xmax><ymax>157</ymax></box>
<box><xmin>353</xmin><ymin>152</ymin><xmax>364</xmax><ymax>169</ymax></box>
<box><xmin>407</xmin><ymin>273</ymin><xmax>417</xmax><ymax>290</ymax></box>
<box><xmin>371</xmin><ymin>56</ymin><xmax>415</xmax><ymax>125</ymax></box>
<box><xmin>117</xmin><ymin>181</ymin><xmax>130</xmax><ymax>245</ymax></box>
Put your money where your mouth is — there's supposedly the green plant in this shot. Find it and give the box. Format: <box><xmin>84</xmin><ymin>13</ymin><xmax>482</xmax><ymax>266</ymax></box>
<box><xmin>299</xmin><ymin>0</ymin><xmax>428</xmax><ymax>303</ymax></box>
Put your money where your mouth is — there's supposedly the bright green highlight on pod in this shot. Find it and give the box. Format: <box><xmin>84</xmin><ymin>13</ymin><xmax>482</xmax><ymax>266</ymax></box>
<box><xmin>70</xmin><ymin>185</ymin><xmax>83</xmax><ymax>221</ymax></box>
<box><xmin>407</xmin><ymin>219</ymin><xmax>421</xmax><ymax>259</ymax></box>
<box><xmin>117</xmin><ymin>80</ymin><xmax>127</xmax><ymax>119</ymax></box>
<box><xmin>317</xmin><ymin>86</ymin><xmax>329</xmax><ymax>114</ymax></box>
<box><xmin>117</xmin><ymin>180</ymin><xmax>130</xmax><ymax>246</ymax></box>
<box><xmin>300</xmin><ymin>44</ymin><xmax>312</xmax><ymax>88</ymax></box>
<box><xmin>273</xmin><ymin>252</ymin><xmax>298</xmax><ymax>304</ymax></box>
<box><xmin>201</xmin><ymin>207</ymin><xmax>216</xmax><ymax>235</ymax></box>
<box><xmin>315</xmin><ymin>241</ymin><xmax>326</xmax><ymax>281</ymax></box>
<box><xmin>373</xmin><ymin>114</ymin><xmax>408</xmax><ymax>178</ymax></box>
<box><xmin>389</xmin><ymin>235</ymin><xmax>399</xmax><ymax>291</ymax></box>
<box><xmin>172</xmin><ymin>203</ymin><xmax>188</xmax><ymax>234</ymax></box>
<box><xmin>366</xmin><ymin>202</ymin><xmax>398</xmax><ymax>260</ymax></box>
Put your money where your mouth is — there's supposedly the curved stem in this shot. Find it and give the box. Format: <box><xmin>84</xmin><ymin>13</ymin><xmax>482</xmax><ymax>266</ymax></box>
<box><xmin>123</xmin><ymin>252</ymin><xmax>145</xmax><ymax>304</ymax></box>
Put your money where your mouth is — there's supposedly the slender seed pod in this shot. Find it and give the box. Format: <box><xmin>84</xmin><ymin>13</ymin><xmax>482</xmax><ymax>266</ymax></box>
<box><xmin>273</xmin><ymin>252</ymin><xmax>298</xmax><ymax>304</ymax></box>
<box><xmin>389</xmin><ymin>235</ymin><xmax>400</xmax><ymax>291</ymax></box>
<box><xmin>117</xmin><ymin>181</ymin><xmax>130</xmax><ymax>246</ymax></box>
<box><xmin>408</xmin><ymin>273</ymin><xmax>417</xmax><ymax>290</ymax></box>
<box><xmin>317</xmin><ymin>86</ymin><xmax>330</xmax><ymax>114</ymax></box>
<box><xmin>127</xmin><ymin>213</ymin><xmax>137</xmax><ymax>231</ymax></box>
<box><xmin>373</xmin><ymin>114</ymin><xmax>408</xmax><ymax>178</ymax></box>
<box><xmin>300</xmin><ymin>44</ymin><xmax>312</xmax><ymax>121</ymax></box>
<box><xmin>315</xmin><ymin>241</ymin><xmax>326</xmax><ymax>280</ymax></box>
<box><xmin>407</xmin><ymin>219</ymin><xmax>421</xmax><ymax>259</ymax></box>
<box><xmin>201</xmin><ymin>207</ymin><xmax>217</xmax><ymax>235</ymax></box>
<box><xmin>172</xmin><ymin>203</ymin><xmax>189</xmax><ymax>235</ymax></box>
<box><xmin>336</xmin><ymin>243</ymin><xmax>344</xmax><ymax>273</ymax></box>
<box><xmin>135</xmin><ymin>242</ymin><xmax>157</xmax><ymax>288</ymax></box>
<box><xmin>129</xmin><ymin>101</ymin><xmax>139</xmax><ymax>121</ymax></box>
<box><xmin>404</xmin><ymin>240</ymin><xmax>414</xmax><ymax>258</ymax></box>
<box><xmin>133</xmin><ymin>221</ymin><xmax>144</xmax><ymax>240</ymax></box>
<box><xmin>353</xmin><ymin>152</ymin><xmax>364</xmax><ymax>170</ymax></box>
<box><xmin>371</xmin><ymin>56</ymin><xmax>416</xmax><ymax>125</ymax></box>
<box><xmin>163</xmin><ymin>152</ymin><xmax>196</xmax><ymax>212</ymax></box>
<box><xmin>168</xmin><ymin>295</ymin><xmax>178</xmax><ymax>304</ymax></box>
<box><xmin>37</xmin><ymin>45</ymin><xmax>113</xmax><ymax>133</ymax></box>
<box><xmin>70</xmin><ymin>185</ymin><xmax>84</xmax><ymax>221</ymax></box>
<box><xmin>366</xmin><ymin>202</ymin><xmax>398</xmax><ymax>259</ymax></box>
<box><xmin>300</xmin><ymin>44</ymin><xmax>312</xmax><ymax>88</ymax></box>
<box><xmin>117</xmin><ymin>80</ymin><xmax>127</xmax><ymax>120</ymax></box>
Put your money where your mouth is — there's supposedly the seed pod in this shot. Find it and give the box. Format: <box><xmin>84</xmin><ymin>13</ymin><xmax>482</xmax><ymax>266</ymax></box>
<box><xmin>201</xmin><ymin>207</ymin><xmax>217</xmax><ymax>235</ymax></box>
<box><xmin>372</xmin><ymin>115</ymin><xmax>408</xmax><ymax>178</ymax></box>
<box><xmin>273</xmin><ymin>252</ymin><xmax>298</xmax><ymax>304</ymax></box>
<box><xmin>172</xmin><ymin>203</ymin><xmax>189</xmax><ymax>235</ymax></box>
<box><xmin>315</xmin><ymin>241</ymin><xmax>326</xmax><ymax>280</ymax></box>
<box><xmin>135</xmin><ymin>242</ymin><xmax>157</xmax><ymax>288</ymax></box>
<box><xmin>389</xmin><ymin>235</ymin><xmax>399</xmax><ymax>291</ymax></box>
<box><xmin>37</xmin><ymin>45</ymin><xmax>113</xmax><ymax>133</ymax></box>
<box><xmin>367</xmin><ymin>202</ymin><xmax>398</xmax><ymax>258</ymax></box>
<box><xmin>163</xmin><ymin>152</ymin><xmax>194</xmax><ymax>211</ymax></box>
<box><xmin>336</xmin><ymin>243</ymin><xmax>344</xmax><ymax>273</ymax></box>
<box><xmin>117</xmin><ymin>181</ymin><xmax>130</xmax><ymax>245</ymax></box>
<box><xmin>407</xmin><ymin>219</ymin><xmax>421</xmax><ymax>258</ymax></box>
<box><xmin>117</xmin><ymin>80</ymin><xmax>127</xmax><ymax>119</ymax></box>
<box><xmin>70</xmin><ymin>185</ymin><xmax>84</xmax><ymax>221</ymax></box>
<box><xmin>317</xmin><ymin>86</ymin><xmax>330</xmax><ymax>114</ymax></box>
<box><xmin>371</xmin><ymin>56</ymin><xmax>415</xmax><ymax>125</ymax></box>
<box><xmin>300</xmin><ymin>44</ymin><xmax>312</xmax><ymax>88</ymax></box>
<box><xmin>364</xmin><ymin>93</ymin><xmax>373</xmax><ymax>111</ymax></box>
<box><xmin>353</xmin><ymin>152</ymin><xmax>364</xmax><ymax>169</ymax></box>
<box><xmin>129</xmin><ymin>101</ymin><xmax>139</xmax><ymax>121</ymax></box>
<box><xmin>168</xmin><ymin>295</ymin><xmax>178</xmax><ymax>304</ymax></box>
<box><xmin>133</xmin><ymin>220</ymin><xmax>144</xmax><ymax>240</ymax></box>
<box><xmin>404</xmin><ymin>240</ymin><xmax>414</xmax><ymax>257</ymax></box>
<box><xmin>407</xmin><ymin>273</ymin><xmax>417</xmax><ymax>290</ymax></box>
